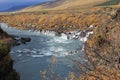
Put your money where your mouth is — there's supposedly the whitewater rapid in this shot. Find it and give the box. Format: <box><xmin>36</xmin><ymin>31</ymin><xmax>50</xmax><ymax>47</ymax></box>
<box><xmin>0</xmin><ymin>23</ymin><xmax>93</xmax><ymax>58</ymax></box>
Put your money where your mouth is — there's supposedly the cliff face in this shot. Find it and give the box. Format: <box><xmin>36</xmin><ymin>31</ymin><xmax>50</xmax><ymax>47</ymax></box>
<box><xmin>0</xmin><ymin>28</ymin><xmax>20</xmax><ymax>80</ymax></box>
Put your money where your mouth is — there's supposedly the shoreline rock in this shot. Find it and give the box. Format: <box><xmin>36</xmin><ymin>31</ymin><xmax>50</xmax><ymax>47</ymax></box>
<box><xmin>20</xmin><ymin>37</ymin><xmax>31</xmax><ymax>44</ymax></box>
<box><xmin>0</xmin><ymin>28</ymin><xmax>20</xmax><ymax>80</ymax></box>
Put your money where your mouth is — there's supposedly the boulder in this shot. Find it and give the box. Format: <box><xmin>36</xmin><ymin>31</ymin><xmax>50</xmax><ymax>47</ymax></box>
<box><xmin>20</xmin><ymin>37</ymin><xmax>31</xmax><ymax>44</ymax></box>
<box><xmin>79</xmin><ymin>31</ymin><xmax>86</xmax><ymax>37</ymax></box>
<box><xmin>55</xmin><ymin>32</ymin><xmax>62</xmax><ymax>36</ymax></box>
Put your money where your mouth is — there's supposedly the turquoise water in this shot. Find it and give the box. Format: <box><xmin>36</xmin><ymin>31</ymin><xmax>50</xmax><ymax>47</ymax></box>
<box><xmin>1</xmin><ymin>23</ymin><xmax>83</xmax><ymax>80</ymax></box>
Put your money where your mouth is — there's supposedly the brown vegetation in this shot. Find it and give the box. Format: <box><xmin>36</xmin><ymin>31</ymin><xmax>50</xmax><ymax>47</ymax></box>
<box><xmin>0</xmin><ymin>7</ymin><xmax>113</xmax><ymax>32</ymax></box>
<box><xmin>40</xmin><ymin>8</ymin><xmax>120</xmax><ymax>80</ymax></box>
<box><xmin>72</xmin><ymin>8</ymin><xmax>120</xmax><ymax>80</ymax></box>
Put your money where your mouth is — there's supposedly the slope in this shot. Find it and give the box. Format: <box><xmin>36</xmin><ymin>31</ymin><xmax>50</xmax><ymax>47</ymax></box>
<box><xmin>20</xmin><ymin>0</ymin><xmax>108</xmax><ymax>12</ymax></box>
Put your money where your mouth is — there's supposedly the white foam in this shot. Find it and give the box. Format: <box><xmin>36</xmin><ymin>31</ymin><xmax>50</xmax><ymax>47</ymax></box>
<box><xmin>18</xmin><ymin>54</ymin><xmax>22</xmax><ymax>57</ymax></box>
<box><xmin>81</xmin><ymin>45</ymin><xmax>85</xmax><ymax>52</ymax></box>
<box><xmin>41</xmin><ymin>50</ymin><xmax>52</xmax><ymax>56</ymax></box>
<box><xmin>54</xmin><ymin>52</ymin><xmax>68</xmax><ymax>57</ymax></box>
<box><xmin>31</xmin><ymin>55</ymin><xmax>44</xmax><ymax>58</ymax></box>
<box><xmin>60</xmin><ymin>33</ymin><xmax>68</xmax><ymax>40</ymax></box>
<box><xmin>52</xmin><ymin>38</ymin><xmax>68</xmax><ymax>43</ymax></box>
<box><xmin>49</xmin><ymin>46</ymin><xmax>66</xmax><ymax>52</ymax></box>
<box><xmin>16</xmin><ymin>50</ymin><xmax>22</xmax><ymax>53</ymax></box>
<box><xmin>89</xmin><ymin>25</ymin><xmax>94</xmax><ymax>28</ymax></box>
<box><xmin>0</xmin><ymin>23</ymin><xmax>8</xmax><ymax>28</ymax></box>
<box><xmin>40</xmin><ymin>30</ymin><xmax>56</xmax><ymax>36</ymax></box>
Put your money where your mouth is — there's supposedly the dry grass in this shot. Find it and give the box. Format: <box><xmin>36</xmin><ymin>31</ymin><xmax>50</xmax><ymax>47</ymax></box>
<box><xmin>0</xmin><ymin>6</ymin><xmax>113</xmax><ymax>32</ymax></box>
<box><xmin>19</xmin><ymin>0</ymin><xmax>108</xmax><ymax>12</ymax></box>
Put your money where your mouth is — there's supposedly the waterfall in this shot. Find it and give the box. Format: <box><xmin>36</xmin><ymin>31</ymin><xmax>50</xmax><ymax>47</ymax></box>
<box><xmin>60</xmin><ymin>33</ymin><xmax>68</xmax><ymax>40</ymax></box>
<box><xmin>0</xmin><ymin>23</ymin><xmax>8</xmax><ymax>29</ymax></box>
<box><xmin>0</xmin><ymin>23</ymin><xmax>94</xmax><ymax>42</ymax></box>
<box><xmin>41</xmin><ymin>30</ymin><xmax>56</xmax><ymax>36</ymax></box>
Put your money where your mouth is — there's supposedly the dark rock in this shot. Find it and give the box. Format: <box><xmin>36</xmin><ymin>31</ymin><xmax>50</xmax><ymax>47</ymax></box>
<box><xmin>20</xmin><ymin>37</ymin><xmax>31</xmax><ymax>44</ymax></box>
<box><xmin>0</xmin><ymin>27</ymin><xmax>10</xmax><ymax>39</ymax></box>
<box><xmin>80</xmin><ymin>31</ymin><xmax>86</xmax><ymax>37</ymax></box>
<box><xmin>0</xmin><ymin>27</ymin><xmax>19</xmax><ymax>80</ymax></box>
<box><xmin>116</xmin><ymin>8</ymin><xmax>120</xmax><ymax>14</ymax></box>
<box><xmin>0</xmin><ymin>44</ymin><xmax>10</xmax><ymax>60</ymax></box>
<box><xmin>0</xmin><ymin>27</ymin><xmax>4</xmax><ymax>33</ymax></box>
<box><xmin>0</xmin><ymin>45</ymin><xmax>20</xmax><ymax>80</ymax></box>
<box><xmin>55</xmin><ymin>32</ymin><xmax>62</xmax><ymax>36</ymax></box>
<box><xmin>15</xmin><ymin>42</ymin><xmax>21</xmax><ymax>46</ymax></box>
<box><xmin>69</xmin><ymin>51</ymin><xmax>74</xmax><ymax>55</ymax></box>
<box><xmin>86</xmin><ymin>26</ymin><xmax>94</xmax><ymax>32</ymax></box>
<box><xmin>12</xmin><ymin>36</ymin><xmax>31</xmax><ymax>45</ymax></box>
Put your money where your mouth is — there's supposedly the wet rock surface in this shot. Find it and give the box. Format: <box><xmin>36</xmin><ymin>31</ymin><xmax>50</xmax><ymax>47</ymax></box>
<box><xmin>20</xmin><ymin>37</ymin><xmax>31</xmax><ymax>44</ymax></box>
<box><xmin>13</xmin><ymin>36</ymin><xmax>31</xmax><ymax>45</ymax></box>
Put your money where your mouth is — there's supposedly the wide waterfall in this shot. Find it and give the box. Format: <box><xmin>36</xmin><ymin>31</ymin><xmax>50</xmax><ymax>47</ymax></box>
<box><xmin>29</xmin><ymin>26</ymin><xmax>94</xmax><ymax>42</ymax></box>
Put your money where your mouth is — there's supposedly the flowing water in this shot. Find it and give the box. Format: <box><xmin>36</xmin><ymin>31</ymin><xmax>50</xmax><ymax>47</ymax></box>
<box><xmin>1</xmin><ymin>23</ymin><xmax>86</xmax><ymax>80</ymax></box>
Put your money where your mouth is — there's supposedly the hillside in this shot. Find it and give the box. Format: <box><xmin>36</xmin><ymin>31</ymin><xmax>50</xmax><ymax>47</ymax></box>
<box><xmin>19</xmin><ymin>0</ymin><xmax>108</xmax><ymax>12</ymax></box>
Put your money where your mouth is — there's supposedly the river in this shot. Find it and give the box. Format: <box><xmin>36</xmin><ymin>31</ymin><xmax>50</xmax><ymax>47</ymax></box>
<box><xmin>1</xmin><ymin>23</ymin><xmax>91</xmax><ymax>80</ymax></box>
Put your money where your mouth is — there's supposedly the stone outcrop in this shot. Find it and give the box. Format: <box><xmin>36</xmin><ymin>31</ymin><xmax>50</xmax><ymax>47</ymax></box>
<box><xmin>0</xmin><ymin>28</ymin><xmax>20</xmax><ymax>80</ymax></box>
<box><xmin>13</xmin><ymin>36</ymin><xmax>31</xmax><ymax>45</ymax></box>
<box><xmin>0</xmin><ymin>27</ymin><xmax>10</xmax><ymax>39</ymax></box>
<box><xmin>20</xmin><ymin>37</ymin><xmax>31</xmax><ymax>44</ymax></box>
<box><xmin>0</xmin><ymin>44</ymin><xmax>19</xmax><ymax>80</ymax></box>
